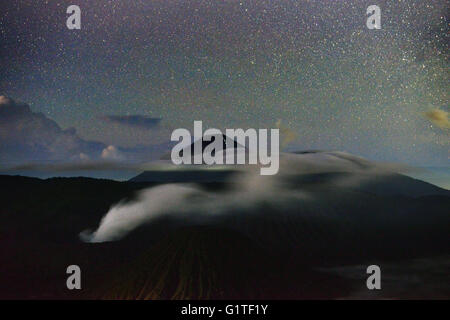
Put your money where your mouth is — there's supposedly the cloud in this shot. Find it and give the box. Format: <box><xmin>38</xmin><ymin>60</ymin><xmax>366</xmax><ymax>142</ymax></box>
<box><xmin>0</xmin><ymin>96</ymin><xmax>13</xmax><ymax>105</ymax></box>
<box><xmin>423</xmin><ymin>109</ymin><xmax>449</xmax><ymax>129</ymax></box>
<box><xmin>104</xmin><ymin>115</ymin><xmax>162</xmax><ymax>129</ymax></box>
<box><xmin>0</xmin><ymin>96</ymin><xmax>106</xmax><ymax>164</ymax></box>
<box><xmin>0</xmin><ymin>97</ymin><xmax>172</xmax><ymax>167</ymax></box>
<box><xmin>101</xmin><ymin>145</ymin><xmax>125</xmax><ymax>161</ymax></box>
<box><xmin>79</xmin><ymin>153</ymin><xmax>90</xmax><ymax>161</ymax></box>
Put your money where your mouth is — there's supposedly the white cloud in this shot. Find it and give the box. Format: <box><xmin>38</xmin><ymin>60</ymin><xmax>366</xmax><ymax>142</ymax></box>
<box><xmin>0</xmin><ymin>96</ymin><xmax>106</xmax><ymax>163</ymax></box>
<box><xmin>101</xmin><ymin>145</ymin><xmax>124</xmax><ymax>161</ymax></box>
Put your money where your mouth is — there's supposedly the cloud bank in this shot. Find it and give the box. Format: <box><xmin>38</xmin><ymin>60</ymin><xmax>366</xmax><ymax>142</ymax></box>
<box><xmin>423</xmin><ymin>109</ymin><xmax>449</xmax><ymax>129</ymax></box>
<box><xmin>104</xmin><ymin>115</ymin><xmax>162</xmax><ymax>129</ymax></box>
<box><xmin>0</xmin><ymin>97</ymin><xmax>170</xmax><ymax>166</ymax></box>
<box><xmin>0</xmin><ymin>96</ymin><xmax>106</xmax><ymax>164</ymax></box>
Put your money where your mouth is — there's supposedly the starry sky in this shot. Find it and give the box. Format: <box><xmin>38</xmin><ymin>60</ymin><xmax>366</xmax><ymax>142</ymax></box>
<box><xmin>0</xmin><ymin>0</ymin><xmax>448</xmax><ymax>166</ymax></box>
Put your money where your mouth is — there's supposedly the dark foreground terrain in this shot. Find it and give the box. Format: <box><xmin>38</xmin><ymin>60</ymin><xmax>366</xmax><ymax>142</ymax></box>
<box><xmin>0</xmin><ymin>173</ymin><xmax>449</xmax><ymax>299</ymax></box>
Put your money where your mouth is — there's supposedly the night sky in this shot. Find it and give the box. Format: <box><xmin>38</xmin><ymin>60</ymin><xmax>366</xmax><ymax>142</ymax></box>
<box><xmin>0</xmin><ymin>0</ymin><xmax>448</xmax><ymax>166</ymax></box>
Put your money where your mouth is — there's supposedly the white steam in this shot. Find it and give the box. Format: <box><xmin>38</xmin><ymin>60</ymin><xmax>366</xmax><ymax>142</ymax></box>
<box><xmin>81</xmin><ymin>151</ymin><xmax>404</xmax><ymax>243</ymax></box>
